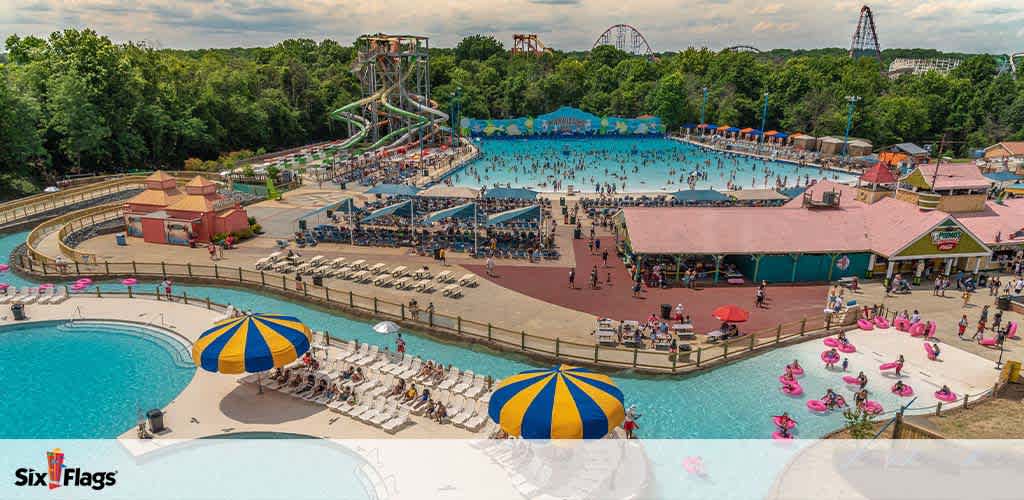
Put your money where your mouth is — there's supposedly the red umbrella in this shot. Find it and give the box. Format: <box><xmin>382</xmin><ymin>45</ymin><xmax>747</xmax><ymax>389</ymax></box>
<box><xmin>712</xmin><ymin>305</ymin><xmax>750</xmax><ymax>323</ymax></box>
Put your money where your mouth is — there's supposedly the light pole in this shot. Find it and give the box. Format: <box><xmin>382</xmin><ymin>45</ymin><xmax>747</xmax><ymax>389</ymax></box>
<box><xmin>759</xmin><ymin>92</ymin><xmax>769</xmax><ymax>145</ymax></box>
<box><xmin>449</xmin><ymin>87</ymin><xmax>462</xmax><ymax>147</ymax></box>
<box><xmin>699</xmin><ymin>87</ymin><xmax>709</xmax><ymax>132</ymax></box>
<box><xmin>842</xmin><ymin>95</ymin><xmax>861</xmax><ymax>156</ymax></box>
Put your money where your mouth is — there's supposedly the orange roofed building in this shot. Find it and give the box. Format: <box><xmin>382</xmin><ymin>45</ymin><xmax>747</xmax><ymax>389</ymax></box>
<box><xmin>124</xmin><ymin>171</ymin><xmax>249</xmax><ymax>245</ymax></box>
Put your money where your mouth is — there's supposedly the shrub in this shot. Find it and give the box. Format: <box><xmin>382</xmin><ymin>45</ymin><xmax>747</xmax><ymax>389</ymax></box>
<box><xmin>247</xmin><ymin>216</ymin><xmax>257</xmax><ymax>226</ymax></box>
<box><xmin>183</xmin><ymin>158</ymin><xmax>204</xmax><ymax>171</ymax></box>
<box><xmin>212</xmin><ymin>232</ymin><xmax>228</xmax><ymax>243</ymax></box>
<box><xmin>842</xmin><ymin>408</ymin><xmax>876</xmax><ymax>439</ymax></box>
<box><xmin>250</xmin><ymin>223</ymin><xmax>263</xmax><ymax>234</ymax></box>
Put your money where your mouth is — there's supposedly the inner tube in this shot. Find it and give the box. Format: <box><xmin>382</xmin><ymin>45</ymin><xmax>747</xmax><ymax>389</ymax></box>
<box><xmin>924</xmin><ymin>343</ymin><xmax>937</xmax><ymax>360</ymax></box>
<box><xmin>934</xmin><ymin>390</ymin><xmax>957</xmax><ymax>403</ymax></box>
<box><xmin>925</xmin><ymin>321</ymin><xmax>937</xmax><ymax>338</ymax></box>
<box><xmin>879</xmin><ymin>362</ymin><xmax>899</xmax><ymax>371</ymax></box>
<box><xmin>838</xmin><ymin>343</ymin><xmax>856</xmax><ymax>353</ymax></box>
<box><xmin>773</xmin><ymin>416</ymin><xmax>797</xmax><ymax>429</ymax></box>
<box><xmin>874</xmin><ymin>317</ymin><xmax>890</xmax><ymax>329</ymax></box>
<box><xmin>821</xmin><ymin>351</ymin><xmax>840</xmax><ymax>364</ymax></box>
<box><xmin>788</xmin><ymin>364</ymin><xmax>804</xmax><ymax>376</ymax></box>
<box><xmin>823</xmin><ymin>338</ymin><xmax>840</xmax><ymax>348</ymax></box>
<box><xmin>682</xmin><ymin>456</ymin><xmax>705</xmax><ymax>476</ymax></box>
<box><xmin>771</xmin><ymin>431</ymin><xmax>793</xmax><ymax>440</ymax></box>
<box><xmin>862</xmin><ymin>400</ymin><xmax>883</xmax><ymax>414</ymax></box>
<box><xmin>891</xmin><ymin>384</ymin><xmax>914</xmax><ymax>397</ymax></box>
<box><xmin>857</xmin><ymin>318</ymin><xmax>874</xmax><ymax>330</ymax></box>
<box><xmin>781</xmin><ymin>383</ymin><xmax>803</xmax><ymax>396</ymax></box>
<box><xmin>894</xmin><ymin>318</ymin><xmax>910</xmax><ymax>332</ymax></box>
<box><xmin>842</xmin><ymin>375</ymin><xmax>860</xmax><ymax>385</ymax></box>
<box><xmin>979</xmin><ymin>338</ymin><xmax>997</xmax><ymax>346</ymax></box>
<box><xmin>1008</xmin><ymin>323</ymin><xmax>1019</xmax><ymax>340</ymax></box>
<box><xmin>806</xmin><ymin>399</ymin><xmax>828</xmax><ymax>412</ymax></box>
<box><xmin>909</xmin><ymin>323</ymin><xmax>927</xmax><ymax>337</ymax></box>
<box><xmin>778</xmin><ymin>375</ymin><xmax>798</xmax><ymax>385</ymax></box>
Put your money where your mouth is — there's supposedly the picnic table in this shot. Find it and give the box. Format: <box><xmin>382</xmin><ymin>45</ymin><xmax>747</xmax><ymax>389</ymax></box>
<box><xmin>672</xmin><ymin>323</ymin><xmax>696</xmax><ymax>340</ymax></box>
<box><xmin>595</xmin><ymin>327</ymin><xmax>618</xmax><ymax>346</ymax></box>
<box><xmin>706</xmin><ymin>329</ymin><xmax>728</xmax><ymax>342</ymax></box>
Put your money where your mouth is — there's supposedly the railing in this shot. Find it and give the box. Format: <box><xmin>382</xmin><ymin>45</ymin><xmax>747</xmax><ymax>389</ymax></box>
<box><xmin>25</xmin><ymin>203</ymin><xmax>124</xmax><ymax>264</ymax></box>
<box><xmin>16</xmin><ymin>256</ymin><xmax>837</xmax><ymax>374</ymax></box>
<box><xmin>0</xmin><ymin>171</ymin><xmax>208</xmax><ymax>227</ymax></box>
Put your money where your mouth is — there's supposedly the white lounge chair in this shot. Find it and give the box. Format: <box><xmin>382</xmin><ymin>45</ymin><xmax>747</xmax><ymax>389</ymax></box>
<box><xmin>384</xmin><ymin>356</ymin><xmax>412</xmax><ymax>375</ymax></box>
<box><xmin>441</xmin><ymin>285</ymin><xmax>463</xmax><ymax>298</ymax></box>
<box><xmin>436</xmin><ymin>270</ymin><xmax>454</xmax><ymax>283</ymax></box>
<box><xmin>309</xmin><ymin>255</ymin><xmax>326</xmax><ymax>266</ymax></box>
<box><xmin>452</xmin><ymin>370</ymin><xmax>475</xmax><ymax>394</ymax></box>
<box><xmin>459</xmin><ymin>274</ymin><xmax>478</xmax><ymax>287</ymax></box>
<box><xmin>331</xmin><ymin>257</ymin><xmax>347</xmax><ymax>268</ymax></box>
<box><xmin>390</xmin><ymin>265</ymin><xmax>407</xmax><ymax>277</ymax></box>
<box><xmin>398</xmin><ymin>358</ymin><xmax>422</xmax><ymax>380</ymax></box>
<box><xmin>350</xmin><ymin>259</ymin><xmax>367</xmax><ymax>270</ymax></box>
<box><xmin>382</xmin><ymin>410</ymin><xmax>411</xmax><ymax>433</ymax></box>
<box><xmin>369</xmin><ymin>263</ymin><xmax>387</xmax><ymax>274</ymax></box>
<box><xmin>393</xmin><ymin>277</ymin><xmax>412</xmax><ymax>290</ymax></box>
<box><xmin>415</xmin><ymin>280</ymin><xmax>434</xmax><ymax>293</ymax></box>
<box><xmin>348</xmin><ymin>397</ymin><xmax>381</xmax><ymax>420</ymax></box>
<box><xmin>373</xmin><ymin>274</ymin><xmax>394</xmax><ymax>287</ymax></box>
<box><xmin>462</xmin><ymin>403</ymin><xmax>489</xmax><ymax>431</ymax></box>
<box><xmin>463</xmin><ymin>375</ymin><xmax>486</xmax><ymax>398</ymax></box>
<box><xmin>255</xmin><ymin>257</ymin><xmax>271</xmax><ymax>270</ymax></box>
<box><xmin>437</xmin><ymin>368</ymin><xmax>461</xmax><ymax>391</ymax></box>
<box><xmin>369</xmin><ymin>401</ymin><xmax>400</xmax><ymax>426</ymax></box>
<box><xmin>354</xmin><ymin>345</ymin><xmax>380</xmax><ymax>366</ymax></box>
<box><xmin>451</xmin><ymin>398</ymin><xmax>478</xmax><ymax>427</ymax></box>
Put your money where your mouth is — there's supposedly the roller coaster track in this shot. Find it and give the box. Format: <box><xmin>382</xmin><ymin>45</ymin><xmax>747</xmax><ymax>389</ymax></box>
<box><xmin>1011</xmin><ymin>52</ymin><xmax>1023</xmax><ymax>79</ymax></box>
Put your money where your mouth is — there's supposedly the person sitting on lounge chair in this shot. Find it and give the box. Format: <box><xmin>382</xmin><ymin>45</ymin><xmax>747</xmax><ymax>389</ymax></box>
<box><xmin>340</xmin><ymin>365</ymin><xmax>354</xmax><ymax>380</ymax></box>
<box><xmin>416</xmin><ymin>361</ymin><xmax>433</xmax><ymax>379</ymax></box>
<box><xmin>351</xmin><ymin>368</ymin><xmax>364</xmax><ymax>384</ymax></box>
<box><xmin>297</xmin><ymin>374</ymin><xmax>316</xmax><ymax>394</ymax></box>
<box><xmin>287</xmin><ymin>372</ymin><xmax>304</xmax><ymax>388</ymax></box>
<box><xmin>389</xmin><ymin>379</ymin><xmax>406</xmax><ymax>398</ymax></box>
<box><xmin>402</xmin><ymin>385</ymin><xmax>418</xmax><ymax>403</ymax></box>
<box><xmin>323</xmin><ymin>384</ymin><xmax>338</xmax><ymax>402</ymax></box>
<box><xmin>434</xmin><ymin>402</ymin><xmax>448</xmax><ymax>423</ymax></box>
<box><xmin>309</xmin><ymin>378</ymin><xmax>327</xmax><ymax>398</ymax></box>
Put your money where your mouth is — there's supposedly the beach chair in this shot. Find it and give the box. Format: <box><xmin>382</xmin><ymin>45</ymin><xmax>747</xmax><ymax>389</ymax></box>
<box><xmin>452</xmin><ymin>370</ymin><xmax>475</xmax><ymax>394</ymax></box>
<box><xmin>255</xmin><ymin>257</ymin><xmax>271</xmax><ymax>270</ymax></box>
<box><xmin>348</xmin><ymin>396</ymin><xmax>382</xmax><ymax>420</ymax></box>
<box><xmin>350</xmin><ymin>259</ymin><xmax>367</xmax><ymax>270</ymax></box>
<box><xmin>354</xmin><ymin>345</ymin><xmax>380</xmax><ymax>366</ymax></box>
<box><xmin>18</xmin><ymin>290</ymin><xmax>39</xmax><ymax>304</ymax></box>
<box><xmin>382</xmin><ymin>410</ymin><xmax>411</xmax><ymax>433</ymax></box>
<box><xmin>353</xmin><ymin>271</ymin><xmax>372</xmax><ymax>283</ymax></box>
<box><xmin>341</xmin><ymin>343</ymin><xmax>369</xmax><ymax>363</ymax></box>
<box><xmin>413</xmin><ymin>269</ymin><xmax>432</xmax><ymax>280</ymax></box>
<box><xmin>436</xmin><ymin>270</ymin><xmax>454</xmax><ymax>283</ymax></box>
<box><xmin>458</xmin><ymin>274</ymin><xmax>478</xmax><ymax>287</ymax></box>
<box><xmin>398</xmin><ymin>358</ymin><xmax>422</xmax><ymax>379</ymax></box>
<box><xmin>370</xmin><ymin>401</ymin><xmax>401</xmax><ymax>426</ymax></box>
<box><xmin>309</xmin><ymin>255</ymin><xmax>326</xmax><ymax>266</ymax></box>
<box><xmin>437</xmin><ymin>368</ymin><xmax>461</xmax><ymax>391</ymax></box>
<box><xmin>0</xmin><ymin>290</ymin><xmax>14</xmax><ymax>305</ymax></box>
<box><xmin>390</xmin><ymin>265</ymin><xmax>408</xmax><ymax>277</ymax></box>
<box><xmin>442</xmin><ymin>285</ymin><xmax>463</xmax><ymax>298</ymax></box>
<box><xmin>267</xmin><ymin>251</ymin><xmax>283</xmax><ymax>262</ymax></box>
<box><xmin>373</xmin><ymin>274</ymin><xmax>394</xmax><ymax>287</ymax></box>
<box><xmin>45</xmin><ymin>289</ymin><xmax>67</xmax><ymax>304</ymax></box>
<box><xmin>369</xmin><ymin>262</ymin><xmax>387</xmax><ymax>274</ymax></box>
<box><xmin>451</xmin><ymin>398</ymin><xmax>479</xmax><ymax>427</ymax></box>
<box><xmin>462</xmin><ymin>402</ymin><xmax>489</xmax><ymax>431</ymax></box>
<box><xmin>393</xmin><ymin>277</ymin><xmax>412</xmax><ymax>290</ymax></box>
<box><xmin>383</xmin><ymin>355</ymin><xmax>411</xmax><ymax>375</ymax></box>
<box><xmin>331</xmin><ymin>257</ymin><xmax>347</xmax><ymax>268</ymax></box>
<box><xmin>463</xmin><ymin>375</ymin><xmax>486</xmax><ymax>398</ymax></box>
<box><xmin>442</xmin><ymin>393</ymin><xmax>464</xmax><ymax>423</ymax></box>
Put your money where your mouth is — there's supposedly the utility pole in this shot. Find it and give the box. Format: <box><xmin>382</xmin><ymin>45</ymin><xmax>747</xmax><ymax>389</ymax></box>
<box><xmin>931</xmin><ymin>133</ymin><xmax>947</xmax><ymax>190</ymax></box>
<box><xmin>842</xmin><ymin>95</ymin><xmax>862</xmax><ymax>156</ymax></box>
<box><xmin>450</xmin><ymin>87</ymin><xmax>462</xmax><ymax>147</ymax></box>
<box><xmin>699</xmin><ymin>87</ymin><xmax>709</xmax><ymax>129</ymax></box>
<box><xmin>759</xmin><ymin>92</ymin><xmax>770</xmax><ymax>144</ymax></box>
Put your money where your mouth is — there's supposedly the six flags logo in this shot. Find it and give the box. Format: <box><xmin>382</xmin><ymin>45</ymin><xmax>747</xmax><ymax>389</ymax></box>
<box><xmin>13</xmin><ymin>448</ymin><xmax>117</xmax><ymax>491</ymax></box>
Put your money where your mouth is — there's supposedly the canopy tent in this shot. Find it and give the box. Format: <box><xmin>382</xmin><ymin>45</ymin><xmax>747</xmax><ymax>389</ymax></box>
<box><xmin>484</xmin><ymin>187</ymin><xmax>538</xmax><ymax>201</ymax></box>
<box><xmin>681</xmin><ymin>123</ymin><xmax>698</xmax><ymax>129</ymax></box>
<box><xmin>764</xmin><ymin>130</ymin><xmax>778</xmax><ymax>137</ymax></box>
<box><xmin>705</xmin><ymin>124</ymin><xmax>719</xmax><ymax>130</ymax></box>
<box><xmin>716</xmin><ymin>124</ymin><xmax>731</xmax><ymax>131</ymax></box>
<box><xmin>295</xmin><ymin>198</ymin><xmax>355</xmax><ymax>232</ymax></box>
<box><xmin>778</xmin><ymin>186</ymin><xmax>807</xmax><ymax>199</ymax></box>
<box><xmin>360</xmin><ymin>200</ymin><xmax>414</xmax><ymax>223</ymax></box>
<box><xmin>486</xmin><ymin>205</ymin><xmax>541</xmax><ymax>227</ymax></box>
<box><xmin>672</xmin><ymin>189</ymin><xmax>730</xmax><ymax>202</ymax></box>
<box><xmin>985</xmin><ymin>171</ymin><xmax>1022</xmax><ymax>183</ymax></box>
<box><xmin>725</xmin><ymin>127</ymin><xmax>742</xmax><ymax>133</ymax></box>
<box><xmin>423</xmin><ymin>202</ymin><xmax>478</xmax><ymax>225</ymax></box>
<box><xmin>417</xmin><ymin>185</ymin><xmax>480</xmax><ymax>199</ymax></box>
<box><xmin>774</xmin><ymin>132</ymin><xmax>789</xmax><ymax>139</ymax></box>
<box><xmin>740</xmin><ymin>127</ymin><xmax>754</xmax><ymax>134</ymax></box>
<box><xmin>366</xmin><ymin>184</ymin><xmax>421</xmax><ymax>196</ymax></box>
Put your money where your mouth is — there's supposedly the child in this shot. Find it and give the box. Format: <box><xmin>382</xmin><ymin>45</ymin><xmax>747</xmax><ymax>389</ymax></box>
<box><xmin>974</xmin><ymin>319</ymin><xmax>986</xmax><ymax>340</ymax></box>
<box><xmin>957</xmin><ymin>314</ymin><xmax>968</xmax><ymax>339</ymax></box>
<box><xmin>841</xmin><ymin>357</ymin><xmax>849</xmax><ymax>372</ymax></box>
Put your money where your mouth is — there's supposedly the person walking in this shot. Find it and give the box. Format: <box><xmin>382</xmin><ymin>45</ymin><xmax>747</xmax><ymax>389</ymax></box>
<box><xmin>602</xmin><ymin>249</ymin><xmax>609</xmax><ymax>267</ymax></box>
<box><xmin>568</xmin><ymin>268</ymin><xmax>575</xmax><ymax>289</ymax></box>
<box><xmin>485</xmin><ymin>256</ymin><xmax>495</xmax><ymax>276</ymax></box>
<box><xmin>958</xmin><ymin>314</ymin><xmax>968</xmax><ymax>339</ymax></box>
<box><xmin>396</xmin><ymin>333</ymin><xmax>406</xmax><ymax>354</ymax></box>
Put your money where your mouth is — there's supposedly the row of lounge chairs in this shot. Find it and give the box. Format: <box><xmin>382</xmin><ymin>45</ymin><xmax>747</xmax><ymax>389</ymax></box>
<box><xmin>0</xmin><ymin>287</ymin><xmax>70</xmax><ymax>305</ymax></box>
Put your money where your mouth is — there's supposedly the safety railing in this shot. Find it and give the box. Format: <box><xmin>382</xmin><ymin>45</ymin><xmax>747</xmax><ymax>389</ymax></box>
<box><xmin>24</xmin><ymin>203</ymin><xmax>124</xmax><ymax>264</ymax></box>
<box><xmin>17</xmin><ymin>256</ymin><xmax>842</xmax><ymax>374</ymax></box>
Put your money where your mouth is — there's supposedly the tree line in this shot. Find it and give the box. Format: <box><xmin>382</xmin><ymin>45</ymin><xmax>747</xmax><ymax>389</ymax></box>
<box><xmin>2</xmin><ymin>30</ymin><xmax>1023</xmax><ymax>198</ymax></box>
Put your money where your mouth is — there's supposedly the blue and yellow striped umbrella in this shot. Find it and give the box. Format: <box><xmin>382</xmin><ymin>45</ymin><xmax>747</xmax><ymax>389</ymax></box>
<box><xmin>488</xmin><ymin>365</ymin><xmax>625</xmax><ymax>439</ymax></box>
<box><xmin>192</xmin><ymin>313</ymin><xmax>312</xmax><ymax>374</ymax></box>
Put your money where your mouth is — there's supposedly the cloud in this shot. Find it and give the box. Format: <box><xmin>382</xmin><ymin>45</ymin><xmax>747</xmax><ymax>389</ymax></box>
<box><xmin>752</xmin><ymin>21</ymin><xmax>797</xmax><ymax>33</ymax></box>
<box><xmin>752</xmin><ymin>4</ymin><xmax>784</xmax><ymax>15</ymax></box>
<box><xmin>528</xmin><ymin>0</ymin><xmax>581</xmax><ymax>4</ymax></box>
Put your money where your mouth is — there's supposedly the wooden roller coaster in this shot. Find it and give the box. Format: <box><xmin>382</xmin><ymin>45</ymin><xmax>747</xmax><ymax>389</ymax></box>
<box><xmin>512</xmin><ymin>34</ymin><xmax>552</xmax><ymax>56</ymax></box>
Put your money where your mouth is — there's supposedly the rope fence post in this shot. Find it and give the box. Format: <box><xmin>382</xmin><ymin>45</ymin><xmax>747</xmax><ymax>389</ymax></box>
<box><xmin>104</xmin><ymin>261</ymin><xmax>110</xmax><ymax>275</ymax></box>
<box><xmin>214</xmin><ymin>264</ymin><xmax>219</xmax><ymax>279</ymax></box>
<box><xmin>457</xmin><ymin>316</ymin><xmax>462</xmax><ymax>335</ymax></box>
<box><xmin>161</xmin><ymin>261</ymin><xmax>166</xmax><ymax>278</ymax></box>
<box><xmin>555</xmin><ymin>338</ymin><xmax>560</xmax><ymax>359</ymax></box>
<box><xmin>935</xmin><ymin>402</ymin><xmax>942</xmax><ymax>416</ymax></box>
<box><xmin>696</xmin><ymin>347</ymin><xmax>702</xmax><ymax>367</ymax></box>
<box><xmin>183</xmin><ymin>291</ymin><xmax>188</xmax><ymax>305</ymax></box>
<box><xmin>632</xmin><ymin>346</ymin><xmax>638</xmax><ymax>367</ymax></box>
<box><xmin>594</xmin><ymin>345</ymin><xmax>599</xmax><ymax>363</ymax></box>
<box><xmin>723</xmin><ymin>341</ymin><xmax>729</xmax><ymax>359</ymax></box>
<box><xmin>373</xmin><ymin>297</ymin><xmax>378</xmax><ymax>314</ymax></box>
<box><xmin>800</xmin><ymin>317</ymin><xmax>807</xmax><ymax>335</ymax></box>
<box><xmin>349</xmin><ymin>291</ymin><xmax>354</xmax><ymax>307</ymax></box>
<box><xmin>487</xmin><ymin>323</ymin><xmax>492</xmax><ymax>341</ymax></box>
<box><xmin>206</xmin><ymin>297</ymin><xmax>211</xmax><ymax>310</ymax></box>
<box><xmin>776</xmin><ymin>324</ymin><xmax>782</xmax><ymax>344</ymax></box>
<box><xmin>75</xmin><ymin>261</ymin><xmax>80</xmax><ymax>274</ymax></box>
<box><xmin>238</xmin><ymin>267</ymin><xmax>243</xmax><ymax>282</ymax></box>
<box><xmin>261</xmin><ymin>271</ymin><xmax>265</xmax><ymax>285</ymax></box>
<box><xmin>187</xmin><ymin>263</ymin><xmax>192</xmax><ymax>277</ymax></box>
<box><xmin>749</xmin><ymin>332</ymin><xmax>755</xmax><ymax>352</ymax></box>
<box><xmin>521</xmin><ymin>331</ymin><xmax>526</xmax><ymax>351</ymax></box>
<box><xmin>132</xmin><ymin>261</ymin><xmax>137</xmax><ymax>274</ymax></box>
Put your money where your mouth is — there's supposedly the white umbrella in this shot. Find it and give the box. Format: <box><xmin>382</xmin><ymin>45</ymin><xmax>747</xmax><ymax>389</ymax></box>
<box><xmin>373</xmin><ymin>321</ymin><xmax>400</xmax><ymax>334</ymax></box>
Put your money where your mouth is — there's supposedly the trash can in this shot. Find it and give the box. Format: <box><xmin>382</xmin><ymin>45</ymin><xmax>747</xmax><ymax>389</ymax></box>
<box><xmin>660</xmin><ymin>304</ymin><xmax>672</xmax><ymax>320</ymax></box>
<box><xmin>573</xmin><ymin>228</ymin><xmax>582</xmax><ymax>239</ymax></box>
<box><xmin>11</xmin><ymin>303</ymin><xmax>26</xmax><ymax>321</ymax></box>
<box><xmin>146</xmin><ymin>409</ymin><xmax>164</xmax><ymax>433</ymax></box>
<box><xmin>312</xmin><ymin>275</ymin><xmax>323</xmax><ymax>287</ymax></box>
<box><xmin>997</xmin><ymin>296</ymin><xmax>1012</xmax><ymax>311</ymax></box>
<box><xmin>298</xmin><ymin>219</ymin><xmax>307</xmax><ymax>231</ymax></box>
<box><xmin>115</xmin><ymin>233</ymin><xmax>127</xmax><ymax>246</ymax></box>
<box><xmin>569</xmin><ymin>216</ymin><xmax>577</xmax><ymax>225</ymax></box>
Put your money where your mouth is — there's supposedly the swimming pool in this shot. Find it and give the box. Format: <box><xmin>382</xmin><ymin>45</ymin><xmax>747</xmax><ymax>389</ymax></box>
<box><xmin>447</xmin><ymin>137</ymin><xmax>857</xmax><ymax>192</ymax></box>
<box><xmin>1</xmin><ymin>230</ymin><xmax>901</xmax><ymax>439</ymax></box>
<box><xmin>0</xmin><ymin>320</ymin><xmax>195</xmax><ymax>438</ymax></box>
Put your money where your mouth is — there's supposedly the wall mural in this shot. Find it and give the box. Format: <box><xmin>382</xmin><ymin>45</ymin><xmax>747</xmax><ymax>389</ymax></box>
<box><xmin>461</xmin><ymin>107</ymin><xmax>664</xmax><ymax>138</ymax></box>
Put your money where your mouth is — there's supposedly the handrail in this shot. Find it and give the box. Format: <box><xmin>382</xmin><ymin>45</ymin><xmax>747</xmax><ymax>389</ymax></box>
<box><xmin>15</xmin><ymin>255</ymin><xmax>842</xmax><ymax>375</ymax></box>
<box><xmin>25</xmin><ymin>203</ymin><xmax>124</xmax><ymax>264</ymax></box>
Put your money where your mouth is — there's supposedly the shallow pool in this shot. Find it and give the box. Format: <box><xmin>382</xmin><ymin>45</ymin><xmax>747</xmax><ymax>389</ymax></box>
<box><xmin>447</xmin><ymin>137</ymin><xmax>856</xmax><ymax>192</ymax></box>
<box><xmin>0</xmin><ymin>320</ymin><xmax>195</xmax><ymax>438</ymax></box>
<box><xmin>2</xmin><ymin>230</ymin><xmax>899</xmax><ymax>439</ymax></box>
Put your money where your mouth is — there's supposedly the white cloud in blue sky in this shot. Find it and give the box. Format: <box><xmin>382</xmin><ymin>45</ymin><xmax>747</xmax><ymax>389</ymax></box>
<box><xmin>0</xmin><ymin>0</ymin><xmax>1022</xmax><ymax>53</ymax></box>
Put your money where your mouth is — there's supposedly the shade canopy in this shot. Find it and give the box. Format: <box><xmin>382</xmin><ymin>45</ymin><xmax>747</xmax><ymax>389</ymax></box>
<box><xmin>484</xmin><ymin>187</ymin><xmax>538</xmax><ymax>201</ymax></box>
<box><xmin>774</xmin><ymin>132</ymin><xmax>789</xmax><ymax>139</ymax></box>
<box><xmin>712</xmin><ymin>304</ymin><xmax>750</xmax><ymax>323</ymax></box>
<box><xmin>725</xmin><ymin>127</ymin><xmax>741</xmax><ymax>133</ymax></box>
<box><xmin>672</xmin><ymin>189</ymin><xmax>730</xmax><ymax>202</ymax></box>
<box><xmin>778</xmin><ymin>186</ymin><xmax>807</xmax><ymax>199</ymax></box>
<box><xmin>361</xmin><ymin>200</ymin><xmax>414</xmax><ymax>223</ymax></box>
<box><xmin>366</xmin><ymin>184</ymin><xmax>421</xmax><ymax>196</ymax></box>
<box><xmin>423</xmin><ymin>202</ymin><xmax>477</xmax><ymax>225</ymax></box>
<box><xmin>985</xmin><ymin>171</ymin><xmax>1022</xmax><ymax>183</ymax></box>
<box><xmin>488</xmin><ymin>365</ymin><xmax>625</xmax><ymax>439</ymax></box>
<box><xmin>192</xmin><ymin>313</ymin><xmax>313</xmax><ymax>374</ymax></box>
<box><xmin>705</xmin><ymin>124</ymin><xmax>718</xmax><ymax>130</ymax></box>
<box><xmin>486</xmin><ymin>205</ymin><xmax>541</xmax><ymax>226</ymax></box>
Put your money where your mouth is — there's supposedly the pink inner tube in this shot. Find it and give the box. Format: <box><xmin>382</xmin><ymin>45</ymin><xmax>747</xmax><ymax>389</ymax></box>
<box><xmin>781</xmin><ymin>383</ymin><xmax>803</xmax><ymax>396</ymax></box>
<box><xmin>806</xmin><ymin>400</ymin><xmax>828</xmax><ymax>412</ymax></box>
<box><xmin>771</xmin><ymin>431</ymin><xmax>793</xmax><ymax>440</ymax></box>
<box><xmin>909</xmin><ymin>323</ymin><xmax>926</xmax><ymax>337</ymax></box>
<box><xmin>862</xmin><ymin>401</ymin><xmax>883</xmax><ymax>414</ymax></box>
<box><xmin>122</xmin><ymin>278</ymin><xmax>138</xmax><ymax>286</ymax></box>
<box><xmin>788</xmin><ymin>364</ymin><xmax>804</xmax><ymax>376</ymax></box>
<box><xmin>820</xmin><ymin>351</ymin><xmax>840</xmax><ymax>364</ymax></box>
<box><xmin>76</xmin><ymin>278</ymin><xmax>92</xmax><ymax>284</ymax></box>
<box><xmin>0</xmin><ymin>263</ymin><xmax>9</xmax><ymax>271</ymax></box>
<box><xmin>773</xmin><ymin>416</ymin><xmax>797</xmax><ymax>429</ymax></box>
<box><xmin>925</xmin><ymin>322</ymin><xmax>937</xmax><ymax>338</ymax></box>
<box><xmin>879</xmin><ymin>362</ymin><xmax>899</xmax><ymax>370</ymax></box>
<box><xmin>874</xmin><ymin>317</ymin><xmax>890</xmax><ymax>329</ymax></box>
<box><xmin>894</xmin><ymin>318</ymin><xmax>910</xmax><ymax>331</ymax></box>
<box><xmin>682</xmin><ymin>457</ymin><xmax>704</xmax><ymax>475</ymax></box>
<box><xmin>979</xmin><ymin>338</ymin><xmax>997</xmax><ymax>346</ymax></box>
<box><xmin>892</xmin><ymin>384</ymin><xmax>914</xmax><ymax>397</ymax></box>
<box><xmin>39</xmin><ymin>283</ymin><xmax>53</xmax><ymax>289</ymax></box>
<box><xmin>0</xmin><ymin>283</ymin><xmax>9</xmax><ymax>290</ymax></box>
<box><xmin>924</xmin><ymin>343</ymin><xmax>937</xmax><ymax>359</ymax></box>
<box><xmin>778</xmin><ymin>375</ymin><xmax>798</xmax><ymax>385</ymax></box>
<box><xmin>838</xmin><ymin>343</ymin><xmax>856</xmax><ymax>353</ymax></box>
<box><xmin>1009</xmin><ymin>323</ymin><xmax>1019</xmax><ymax>339</ymax></box>
<box><xmin>842</xmin><ymin>375</ymin><xmax>860</xmax><ymax>385</ymax></box>
<box><xmin>934</xmin><ymin>390</ymin><xmax>957</xmax><ymax>403</ymax></box>
<box><xmin>823</xmin><ymin>338</ymin><xmax>839</xmax><ymax>348</ymax></box>
<box><xmin>857</xmin><ymin>319</ymin><xmax>875</xmax><ymax>330</ymax></box>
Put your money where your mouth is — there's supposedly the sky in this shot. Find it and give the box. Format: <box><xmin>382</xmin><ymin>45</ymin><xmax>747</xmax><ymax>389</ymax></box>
<box><xmin>2</xmin><ymin>0</ymin><xmax>1023</xmax><ymax>53</ymax></box>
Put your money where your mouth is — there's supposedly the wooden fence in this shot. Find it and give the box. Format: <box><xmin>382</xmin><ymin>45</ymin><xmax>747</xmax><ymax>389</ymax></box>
<box><xmin>18</xmin><ymin>255</ymin><xmax>836</xmax><ymax>374</ymax></box>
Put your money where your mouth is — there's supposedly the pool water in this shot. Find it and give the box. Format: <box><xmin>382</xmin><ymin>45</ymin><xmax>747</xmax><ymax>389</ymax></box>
<box><xmin>449</xmin><ymin>137</ymin><xmax>856</xmax><ymax>192</ymax></box>
<box><xmin>0</xmin><ymin>320</ymin><xmax>195</xmax><ymax>438</ymax></box>
<box><xmin>1</xmin><ymin>230</ymin><xmax>902</xmax><ymax>439</ymax></box>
